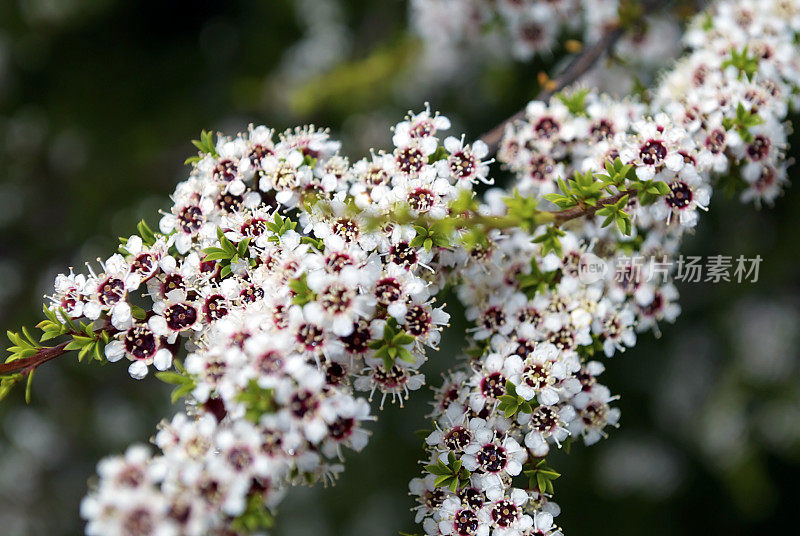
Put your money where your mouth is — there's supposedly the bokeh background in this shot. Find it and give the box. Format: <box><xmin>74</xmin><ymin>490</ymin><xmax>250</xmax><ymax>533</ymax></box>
<box><xmin>0</xmin><ymin>1</ymin><xmax>798</xmax><ymax>535</ymax></box>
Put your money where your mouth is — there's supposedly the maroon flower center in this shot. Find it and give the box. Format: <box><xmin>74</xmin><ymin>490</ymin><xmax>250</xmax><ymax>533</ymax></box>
<box><xmin>326</xmin><ymin>361</ymin><xmax>347</xmax><ymax>385</ymax></box>
<box><xmin>410</xmin><ymin>120</ymin><xmax>434</xmax><ymax>139</ymax></box>
<box><xmin>581</xmin><ymin>402</ymin><xmax>609</xmax><ymax>427</ymax></box>
<box><xmin>375</xmin><ymin>277</ymin><xmax>402</xmax><ymax>306</ymax></box>
<box><xmin>227</xmin><ymin>447</ymin><xmax>253</xmax><ymax>471</ymax></box>
<box><xmin>746</xmin><ymin>135</ymin><xmax>770</xmax><ymax>161</ymax></box>
<box><xmin>373</xmin><ymin>365</ymin><xmax>408</xmax><ymax>388</ymax></box>
<box><xmin>365</xmin><ymin>165</ymin><xmax>389</xmax><ymax>186</ymax></box>
<box><xmin>248</xmin><ymin>144</ymin><xmax>273</xmax><ymax>166</ymax></box>
<box><xmin>178</xmin><ymin>205</ymin><xmax>204</xmax><ymax>234</ymax></box>
<box><xmin>290</xmin><ymin>389</ymin><xmax>318</xmax><ymax>418</ymax></box>
<box><xmin>521</xmin><ymin>22</ymin><xmax>545</xmax><ymax>45</ymax></box>
<box><xmin>481</xmin><ymin>306</ymin><xmax>506</xmax><ymax>331</ymax></box>
<box><xmin>425</xmin><ymin>488</ymin><xmax>446</xmax><ymax>509</ymax></box>
<box><xmin>444</xmin><ymin>426</ymin><xmax>472</xmax><ymax>451</ymax></box>
<box><xmin>529</xmin><ymin>155</ymin><xmax>554</xmax><ymax>183</ymax></box>
<box><xmin>332</xmin><ymin>218</ymin><xmax>360</xmax><ymax>243</ymax></box>
<box><xmin>454</xmin><ymin>509</ymin><xmax>480</xmax><ymax>536</ymax></box>
<box><xmin>513</xmin><ymin>338</ymin><xmax>537</xmax><ymax>358</ymax></box>
<box><xmin>480</xmin><ymin>372</ymin><xmax>506</xmax><ymax>399</ymax></box>
<box><xmin>388</xmin><ymin>242</ymin><xmax>418</xmax><ymax>269</ymax></box>
<box><xmin>639</xmin><ymin>292</ymin><xmax>665</xmax><ymax>317</ymax></box>
<box><xmin>296</xmin><ymin>323</ymin><xmax>324</xmax><ymax>351</ymax></box>
<box><xmin>216</xmin><ymin>192</ymin><xmax>242</xmax><ymax>213</ymax></box>
<box><xmin>705</xmin><ymin>130</ymin><xmax>726</xmax><ymax>154</ymax></box>
<box><xmin>204</xmin><ymin>294</ymin><xmax>229</xmax><ymax>321</ymax></box>
<box><xmin>241</xmin><ymin>217</ymin><xmax>268</xmax><ymax>237</ymax></box>
<box><xmin>516</xmin><ymin>307</ymin><xmax>542</xmax><ymax>327</ymax></box>
<box><xmin>395</xmin><ymin>146</ymin><xmax>426</xmax><ymax>175</ymax></box>
<box><xmin>548</xmin><ymin>328</ymin><xmax>575</xmax><ymax>351</ymax></box>
<box><xmin>124</xmin><ymin>325</ymin><xmax>157</xmax><ymax>359</ymax></box>
<box><xmin>213</xmin><ymin>159</ymin><xmax>237</xmax><ymax>182</ymax></box>
<box><xmin>165</xmin><ymin>303</ymin><xmax>198</xmax><ymax>331</ymax></box>
<box><xmin>98</xmin><ymin>277</ymin><xmax>126</xmax><ymax>306</ymax></box>
<box><xmin>162</xmin><ymin>273</ymin><xmax>185</xmax><ymax>295</ymax></box>
<box><xmin>256</xmin><ymin>350</ymin><xmax>284</xmax><ymax>376</ymax></box>
<box><xmin>325</xmin><ymin>252</ymin><xmax>352</xmax><ymax>272</ymax></box>
<box><xmin>458</xmin><ymin>487</ymin><xmax>485</xmax><ymax>510</ymax></box>
<box><xmin>341</xmin><ymin>324</ymin><xmax>371</xmax><ymax>354</ymax></box>
<box><xmin>328</xmin><ymin>417</ymin><xmax>355</xmax><ymax>440</ymax></box>
<box><xmin>591</xmin><ymin>119</ymin><xmax>615</xmax><ymax>140</ymax></box>
<box><xmin>122</xmin><ymin>508</ymin><xmax>155</xmax><ymax>536</ymax></box>
<box><xmin>490</xmin><ymin>499</ymin><xmax>519</xmax><ymax>527</ymax></box>
<box><xmin>408</xmin><ymin>188</ymin><xmax>437</xmax><ymax>212</ymax></box>
<box><xmin>534</xmin><ymin>117</ymin><xmax>559</xmax><ymax>138</ymax></box>
<box><xmin>240</xmin><ymin>285</ymin><xmax>264</xmax><ymax>304</ymax></box>
<box><xmin>477</xmin><ymin>444</ymin><xmax>508</xmax><ymax>473</ymax></box>
<box><xmin>531</xmin><ymin>405</ymin><xmax>560</xmax><ymax>433</ymax></box>
<box><xmin>405</xmin><ymin>305</ymin><xmax>432</xmax><ymax>336</ymax></box>
<box><xmin>664</xmin><ymin>181</ymin><xmax>693</xmax><ymax>209</ymax></box>
<box><xmin>522</xmin><ymin>363</ymin><xmax>550</xmax><ymax>390</ymax></box>
<box><xmin>639</xmin><ymin>139</ymin><xmax>668</xmax><ymax>165</ymax></box>
<box><xmin>755</xmin><ymin>166</ymin><xmax>776</xmax><ymax>190</ymax></box>
<box><xmin>450</xmin><ymin>152</ymin><xmax>476</xmax><ymax>180</ymax></box>
<box><xmin>320</xmin><ymin>283</ymin><xmax>355</xmax><ymax>314</ymax></box>
<box><xmin>130</xmin><ymin>254</ymin><xmax>156</xmax><ymax>278</ymax></box>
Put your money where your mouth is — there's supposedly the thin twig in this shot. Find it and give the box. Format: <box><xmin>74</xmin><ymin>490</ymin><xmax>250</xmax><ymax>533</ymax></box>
<box><xmin>552</xmin><ymin>190</ymin><xmax>633</xmax><ymax>225</ymax></box>
<box><xmin>0</xmin><ymin>341</ymin><xmax>71</xmax><ymax>376</ymax></box>
<box><xmin>479</xmin><ymin>25</ymin><xmax>627</xmax><ymax>155</ymax></box>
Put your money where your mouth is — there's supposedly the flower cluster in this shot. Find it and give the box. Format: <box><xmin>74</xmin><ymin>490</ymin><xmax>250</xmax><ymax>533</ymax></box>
<box><xmin>70</xmin><ymin>107</ymin><xmax>498</xmax><ymax>534</ymax></box>
<box><xmin>410</xmin><ymin>0</ymin><xmax>620</xmax><ymax>62</ymax></box>
<box><xmin>411</xmin><ymin>0</ymin><xmax>798</xmax><ymax>534</ymax></box>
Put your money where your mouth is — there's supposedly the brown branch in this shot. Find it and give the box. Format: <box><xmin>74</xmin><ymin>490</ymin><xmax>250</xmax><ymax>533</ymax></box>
<box><xmin>552</xmin><ymin>190</ymin><xmax>633</xmax><ymax>225</ymax></box>
<box><xmin>479</xmin><ymin>25</ymin><xmax>627</xmax><ymax>155</ymax></box>
<box><xmin>0</xmin><ymin>341</ymin><xmax>71</xmax><ymax>376</ymax></box>
<box><xmin>479</xmin><ymin>0</ymin><xmax>673</xmax><ymax>155</ymax></box>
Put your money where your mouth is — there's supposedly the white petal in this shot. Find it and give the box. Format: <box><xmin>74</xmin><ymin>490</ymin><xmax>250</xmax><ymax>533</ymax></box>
<box><xmin>153</xmin><ymin>349</ymin><xmax>173</xmax><ymax>371</ymax></box>
<box><xmin>128</xmin><ymin>360</ymin><xmax>149</xmax><ymax>380</ymax></box>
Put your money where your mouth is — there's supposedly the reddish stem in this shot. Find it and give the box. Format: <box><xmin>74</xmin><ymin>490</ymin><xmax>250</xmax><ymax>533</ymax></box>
<box><xmin>0</xmin><ymin>341</ymin><xmax>71</xmax><ymax>376</ymax></box>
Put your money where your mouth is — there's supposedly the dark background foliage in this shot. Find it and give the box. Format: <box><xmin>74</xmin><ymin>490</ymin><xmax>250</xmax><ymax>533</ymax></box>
<box><xmin>0</xmin><ymin>1</ymin><xmax>798</xmax><ymax>535</ymax></box>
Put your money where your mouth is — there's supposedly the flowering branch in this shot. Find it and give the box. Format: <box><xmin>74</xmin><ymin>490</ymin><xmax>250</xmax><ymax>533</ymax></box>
<box><xmin>0</xmin><ymin>0</ymin><xmax>796</xmax><ymax>534</ymax></box>
<box><xmin>479</xmin><ymin>0</ymin><xmax>672</xmax><ymax>155</ymax></box>
<box><xmin>479</xmin><ymin>33</ymin><xmax>626</xmax><ymax>154</ymax></box>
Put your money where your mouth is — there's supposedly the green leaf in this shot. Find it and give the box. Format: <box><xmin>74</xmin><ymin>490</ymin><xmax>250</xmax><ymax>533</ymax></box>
<box><xmin>524</xmin><ymin>459</ymin><xmax>561</xmax><ymax>494</ymax></box>
<box><xmin>136</xmin><ymin>220</ymin><xmax>157</xmax><ymax>247</ymax></box>
<box><xmin>557</xmin><ymin>88</ymin><xmax>590</xmax><ymax>116</ymax></box>
<box><xmin>24</xmin><ymin>370</ymin><xmax>35</xmax><ymax>404</ymax></box>
<box><xmin>130</xmin><ymin>304</ymin><xmax>148</xmax><ymax>321</ymax></box>
<box><xmin>289</xmin><ymin>273</ymin><xmax>316</xmax><ymax>306</ymax></box>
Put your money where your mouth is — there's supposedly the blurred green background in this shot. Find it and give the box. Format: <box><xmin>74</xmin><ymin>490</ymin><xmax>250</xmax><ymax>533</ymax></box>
<box><xmin>0</xmin><ymin>1</ymin><xmax>798</xmax><ymax>535</ymax></box>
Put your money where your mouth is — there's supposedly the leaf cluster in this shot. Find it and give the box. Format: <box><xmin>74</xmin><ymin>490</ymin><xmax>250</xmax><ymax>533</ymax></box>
<box><xmin>185</xmin><ymin>130</ymin><xmax>219</xmax><ymax>164</ymax></box>
<box><xmin>425</xmin><ymin>452</ymin><xmax>472</xmax><ymax>492</ymax></box>
<box><xmin>367</xmin><ymin>319</ymin><xmax>416</xmax><ymax>370</ymax></box>
<box><xmin>236</xmin><ymin>380</ymin><xmax>277</xmax><ymax>423</ymax></box>
<box><xmin>498</xmin><ymin>381</ymin><xmax>536</xmax><ymax>419</ymax></box>
<box><xmin>722</xmin><ymin>103</ymin><xmax>764</xmax><ymax>144</ymax></box>
<box><xmin>523</xmin><ymin>459</ymin><xmax>561</xmax><ymax>495</ymax></box>
<box><xmin>203</xmin><ymin>228</ymin><xmax>253</xmax><ymax>279</ymax></box>
<box><xmin>289</xmin><ymin>273</ymin><xmax>316</xmax><ymax>306</ymax></box>
<box><xmin>556</xmin><ymin>88</ymin><xmax>590</xmax><ymax>116</ymax></box>
<box><xmin>155</xmin><ymin>360</ymin><xmax>197</xmax><ymax>403</ymax></box>
<box><xmin>721</xmin><ymin>46</ymin><xmax>759</xmax><ymax>80</ymax></box>
<box><xmin>410</xmin><ymin>223</ymin><xmax>452</xmax><ymax>252</ymax></box>
<box><xmin>230</xmin><ymin>492</ymin><xmax>275</xmax><ymax>533</ymax></box>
